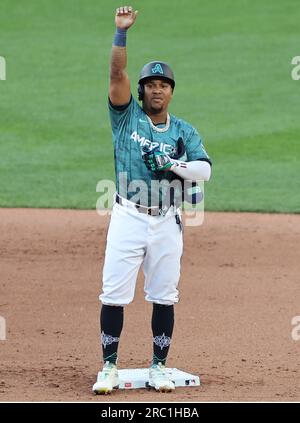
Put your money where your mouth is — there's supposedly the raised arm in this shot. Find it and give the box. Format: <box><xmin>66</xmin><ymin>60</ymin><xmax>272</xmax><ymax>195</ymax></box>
<box><xmin>109</xmin><ymin>6</ymin><xmax>138</xmax><ymax>106</ymax></box>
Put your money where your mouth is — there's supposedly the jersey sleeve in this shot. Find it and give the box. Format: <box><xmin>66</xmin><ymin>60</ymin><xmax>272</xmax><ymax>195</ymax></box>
<box><xmin>185</xmin><ymin>128</ymin><xmax>212</xmax><ymax>165</ymax></box>
<box><xmin>108</xmin><ymin>95</ymin><xmax>136</xmax><ymax>135</ymax></box>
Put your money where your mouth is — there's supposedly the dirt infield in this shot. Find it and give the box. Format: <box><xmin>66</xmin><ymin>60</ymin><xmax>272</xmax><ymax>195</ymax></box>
<box><xmin>0</xmin><ymin>209</ymin><xmax>299</xmax><ymax>402</ymax></box>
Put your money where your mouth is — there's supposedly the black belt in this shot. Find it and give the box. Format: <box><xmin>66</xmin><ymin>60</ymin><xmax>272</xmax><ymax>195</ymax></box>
<box><xmin>115</xmin><ymin>194</ymin><xmax>162</xmax><ymax>216</ymax></box>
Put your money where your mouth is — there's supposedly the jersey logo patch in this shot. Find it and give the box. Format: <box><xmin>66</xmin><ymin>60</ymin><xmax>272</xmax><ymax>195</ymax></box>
<box><xmin>151</xmin><ymin>63</ymin><xmax>164</xmax><ymax>74</ymax></box>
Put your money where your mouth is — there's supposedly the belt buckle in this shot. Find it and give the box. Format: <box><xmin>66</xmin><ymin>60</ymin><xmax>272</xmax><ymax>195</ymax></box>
<box><xmin>146</xmin><ymin>207</ymin><xmax>159</xmax><ymax>216</ymax></box>
<box><xmin>134</xmin><ymin>203</ymin><xmax>163</xmax><ymax>216</ymax></box>
<box><xmin>151</xmin><ymin>208</ymin><xmax>161</xmax><ymax>216</ymax></box>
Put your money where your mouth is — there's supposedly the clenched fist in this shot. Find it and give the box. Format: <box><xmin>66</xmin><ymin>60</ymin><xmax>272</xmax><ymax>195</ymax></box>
<box><xmin>115</xmin><ymin>5</ymin><xmax>138</xmax><ymax>29</ymax></box>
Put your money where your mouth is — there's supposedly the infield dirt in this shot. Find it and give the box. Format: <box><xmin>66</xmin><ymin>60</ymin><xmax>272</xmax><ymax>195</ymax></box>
<box><xmin>0</xmin><ymin>209</ymin><xmax>299</xmax><ymax>401</ymax></box>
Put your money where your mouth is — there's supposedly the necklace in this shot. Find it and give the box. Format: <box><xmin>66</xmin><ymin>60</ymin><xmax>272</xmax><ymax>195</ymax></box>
<box><xmin>146</xmin><ymin>113</ymin><xmax>170</xmax><ymax>133</ymax></box>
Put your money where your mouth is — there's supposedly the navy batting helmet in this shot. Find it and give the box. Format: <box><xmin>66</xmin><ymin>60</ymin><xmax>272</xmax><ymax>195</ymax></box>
<box><xmin>137</xmin><ymin>61</ymin><xmax>175</xmax><ymax>101</ymax></box>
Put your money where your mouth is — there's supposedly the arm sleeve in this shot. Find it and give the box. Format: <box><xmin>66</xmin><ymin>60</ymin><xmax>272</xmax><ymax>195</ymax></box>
<box><xmin>185</xmin><ymin>128</ymin><xmax>212</xmax><ymax>165</ymax></box>
<box><xmin>171</xmin><ymin>160</ymin><xmax>211</xmax><ymax>181</ymax></box>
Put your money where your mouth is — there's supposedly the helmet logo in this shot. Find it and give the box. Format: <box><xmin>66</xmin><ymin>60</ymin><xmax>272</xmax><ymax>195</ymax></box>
<box><xmin>151</xmin><ymin>63</ymin><xmax>164</xmax><ymax>74</ymax></box>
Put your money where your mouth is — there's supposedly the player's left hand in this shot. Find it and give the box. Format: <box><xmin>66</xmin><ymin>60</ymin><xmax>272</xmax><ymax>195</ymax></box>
<box><xmin>142</xmin><ymin>147</ymin><xmax>174</xmax><ymax>172</ymax></box>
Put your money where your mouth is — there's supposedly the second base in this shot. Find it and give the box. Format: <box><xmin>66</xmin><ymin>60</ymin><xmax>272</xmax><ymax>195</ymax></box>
<box><xmin>95</xmin><ymin>367</ymin><xmax>200</xmax><ymax>390</ymax></box>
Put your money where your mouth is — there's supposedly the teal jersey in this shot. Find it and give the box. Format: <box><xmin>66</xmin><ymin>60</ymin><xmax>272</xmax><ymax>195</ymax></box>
<box><xmin>108</xmin><ymin>95</ymin><xmax>211</xmax><ymax>207</ymax></box>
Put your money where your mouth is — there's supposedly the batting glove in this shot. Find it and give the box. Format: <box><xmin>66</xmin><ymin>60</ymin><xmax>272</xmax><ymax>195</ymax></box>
<box><xmin>142</xmin><ymin>147</ymin><xmax>174</xmax><ymax>172</ymax></box>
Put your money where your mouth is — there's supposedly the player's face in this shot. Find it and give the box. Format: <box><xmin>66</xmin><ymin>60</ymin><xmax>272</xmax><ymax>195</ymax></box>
<box><xmin>143</xmin><ymin>79</ymin><xmax>173</xmax><ymax>114</ymax></box>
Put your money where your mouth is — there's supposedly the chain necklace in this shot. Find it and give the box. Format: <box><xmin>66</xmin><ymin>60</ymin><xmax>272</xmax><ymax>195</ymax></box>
<box><xmin>146</xmin><ymin>113</ymin><xmax>170</xmax><ymax>133</ymax></box>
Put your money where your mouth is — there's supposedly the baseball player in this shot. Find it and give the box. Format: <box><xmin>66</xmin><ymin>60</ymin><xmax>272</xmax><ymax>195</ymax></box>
<box><xmin>93</xmin><ymin>5</ymin><xmax>212</xmax><ymax>394</ymax></box>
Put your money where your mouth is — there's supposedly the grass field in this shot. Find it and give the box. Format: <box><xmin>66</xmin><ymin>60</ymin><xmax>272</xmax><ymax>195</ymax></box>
<box><xmin>0</xmin><ymin>0</ymin><xmax>299</xmax><ymax>212</ymax></box>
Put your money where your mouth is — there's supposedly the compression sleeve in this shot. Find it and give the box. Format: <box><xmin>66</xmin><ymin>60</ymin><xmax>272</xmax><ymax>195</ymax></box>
<box><xmin>171</xmin><ymin>160</ymin><xmax>211</xmax><ymax>181</ymax></box>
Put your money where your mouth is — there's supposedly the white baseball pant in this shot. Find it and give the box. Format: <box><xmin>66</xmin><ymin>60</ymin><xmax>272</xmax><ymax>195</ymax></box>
<box><xmin>99</xmin><ymin>197</ymin><xmax>183</xmax><ymax>306</ymax></box>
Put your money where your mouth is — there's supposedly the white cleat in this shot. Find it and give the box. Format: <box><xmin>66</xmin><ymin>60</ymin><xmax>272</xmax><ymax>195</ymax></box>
<box><xmin>92</xmin><ymin>361</ymin><xmax>119</xmax><ymax>395</ymax></box>
<box><xmin>149</xmin><ymin>363</ymin><xmax>175</xmax><ymax>393</ymax></box>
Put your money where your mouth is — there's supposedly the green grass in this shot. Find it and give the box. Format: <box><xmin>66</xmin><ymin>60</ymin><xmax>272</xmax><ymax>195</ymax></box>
<box><xmin>0</xmin><ymin>0</ymin><xmax>299</xmax><ymax>211</ymax></box>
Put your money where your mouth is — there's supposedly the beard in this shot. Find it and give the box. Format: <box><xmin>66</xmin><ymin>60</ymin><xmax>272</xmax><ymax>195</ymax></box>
<box><xmin>149</xmin><ymin>104</ymin><xmax>163</xmax><ymax>114</ymax></box>
<box><xmin>143</xmin><ymin>97</ymin><xmax>166</xmax><ymax>115</ymax></box>
<box><xmin>148</xmin><ymin>99</ymin><xmax>164</xmax><ymax>114</ymax></box>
